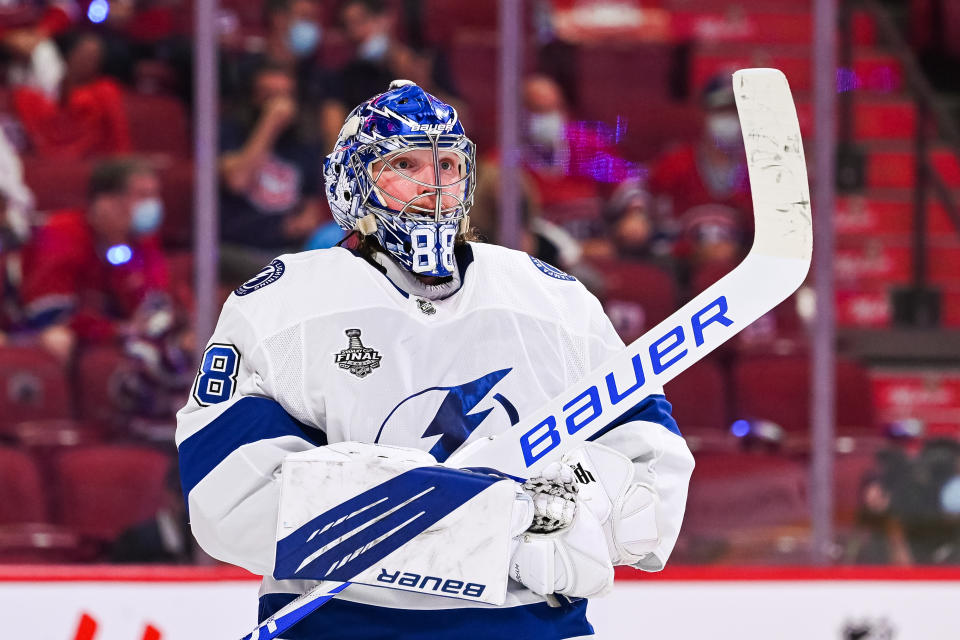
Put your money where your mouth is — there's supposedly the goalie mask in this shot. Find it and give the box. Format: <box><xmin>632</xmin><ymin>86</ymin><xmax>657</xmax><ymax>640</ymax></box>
<box><xmin>323</xmin><ymin>80</ymin><xmax>476</xmax><ymax>278</ymax></box>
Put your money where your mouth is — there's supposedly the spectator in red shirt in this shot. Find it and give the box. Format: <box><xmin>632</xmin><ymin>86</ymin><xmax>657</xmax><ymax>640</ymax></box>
<box><xmin>647</xmin><ymin>73</ymin><xmax>752</xmax><ymax>227</ymax></box>
<box><xmin>12</xmin><ymin>31</ymin><xmax>132</xmax><ymax>159</ymax></box>
<box><xmin>19</xmin><ymin>157</ymin><xmax>169</xmax><ymax>361</ymax></box>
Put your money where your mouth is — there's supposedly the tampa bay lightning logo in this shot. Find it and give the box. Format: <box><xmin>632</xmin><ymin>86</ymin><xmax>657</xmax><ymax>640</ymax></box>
<box><xmin>374</xmin><ymin>369</ymin><xmax>519</xmax><ymax>462</ymax></box>
<box><xmin>529</xmin><ymin>256</ymin><xmax>576</xmax><ymax>281</ymax></box>
<box><xmin>235</xmin><ymin>259</ymin><xmax>285</xmax><ymax>296</ymax></box>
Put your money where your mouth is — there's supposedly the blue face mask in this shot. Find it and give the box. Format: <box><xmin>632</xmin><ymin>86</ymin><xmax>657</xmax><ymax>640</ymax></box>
<box><xmin>131</xmin><ymin>198</ymin><xmax>164</xmax><ymax>235</ymax></box>
<box><xmin>289</xmin><ymin>20</ymin><xmax>321</xmax><ymax>57</ymax></box>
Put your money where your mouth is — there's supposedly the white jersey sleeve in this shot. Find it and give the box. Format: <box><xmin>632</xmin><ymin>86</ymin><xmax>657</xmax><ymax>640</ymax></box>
<box><xmin>175</xmin><ymin>293</ymin><xmax>325</xmax><ymax>576</ymax></box>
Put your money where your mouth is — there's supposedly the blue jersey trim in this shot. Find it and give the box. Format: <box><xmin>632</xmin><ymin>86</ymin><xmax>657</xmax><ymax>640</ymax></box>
<box><xmin>178</xmin><ymin>396</ymin><xmax>326</xmax><ymax>498</ymax></box>
<box><xmin>587</xmin><ymin>393</ymin><xmax>681</xmax><ymax>441</ymax></box>
<box><xmin>258</xmin><ymin>594</ymin><xmax>593</xmax><ymax>640</ymax></box>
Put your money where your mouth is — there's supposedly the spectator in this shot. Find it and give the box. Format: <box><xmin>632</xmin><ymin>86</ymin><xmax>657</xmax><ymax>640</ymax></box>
<box><xmin>0</xmin><ymin>126</ymin><xmax>35</xmax><ymax>249</ymax></box>
<box><xmin>222</xmin><ymin>0</ymin><xmax>331</xmax><ymax>139</ymax></box>
<box><xmin>647</xmin><ymin>73</ymin><xmax>752</xmax><ymax>227</ymax></box>
<box><xmin>218</xmin><ymin>62</ymin><xmax>324</xmax><ymax>281</ymax></box>
<box><xmin>847</xmin><ymin>472</ymin><xmax>914</xmax><ymax>565</ymax></box>
<box><xmin>0</xmin><ymin>126</ymin><xmax>36</xmax><ymax>340</ymax></box>
<box><xmin>332</xmin><ymin>0</ymin><xmax>459</xmax><ymax>113</ymax></box>
<box><xmin>18</xmin><ymin>157</ymin><xmax>172</xmax><ymax>361</ymax></box>
<box><xmin>0</xmin><ymin>1</ymin><xmax>77</xmax><ymax>97</ymax></box>
<box><xmin>900</xmin><ymin>438</ymin><xmax>960</xmax><ymax>564</ymax></box>
<box><xmin>676</xmin><ymin>202</ymin><xmax>748</xmax><ymax>297</ymax></box>
<box><xmin>11</xmin><ymin>31</ymin><xmax>132</xmax><ymax>158</ymax></box>
<box><xmin>111</xmin><ymin>462</ymin><xmax>194</xmax><ymax>564</ymax></box>
<box><xmin>589</xmin><ymin>178</ymin><xmax>674</xmax><ymax>270</ymax></box>
<box><xmin>519</xmin><ymin>73</ymin><xmax>637</xmax><ymax>240</ymax></box>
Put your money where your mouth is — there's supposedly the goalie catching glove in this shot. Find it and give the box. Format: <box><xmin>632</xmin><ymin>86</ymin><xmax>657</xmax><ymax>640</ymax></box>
<box><xmin>508</xmin><ymin>441</ymin><xmax>662</xmax><ymax>598</ymax></box>
<box><xmin>562</xmin><ymin>442</ymin><xmax>661</xmax><ymax>567</ymax></box>
<box><xmin>509</xmin><ymin>461</ymin><xmax>614</xmax><ymax>599</ymax></box>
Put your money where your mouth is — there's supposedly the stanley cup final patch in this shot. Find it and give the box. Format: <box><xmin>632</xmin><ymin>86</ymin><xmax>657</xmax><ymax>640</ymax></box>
<box><xmin>334</xmin><ymin>329</ymin><xmax>382</xmax><ymax>378</ymax></box>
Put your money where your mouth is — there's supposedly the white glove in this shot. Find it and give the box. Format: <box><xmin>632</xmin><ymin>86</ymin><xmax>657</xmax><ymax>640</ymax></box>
<box><xmin>563</xmin><ymin>443</ymin><xmax>660</xmax><ymax>567</ymax></box>
<box><xmin>509</xmin><ymin>463</ymin><xmax>614</xmax><ymax>598</ymax></box>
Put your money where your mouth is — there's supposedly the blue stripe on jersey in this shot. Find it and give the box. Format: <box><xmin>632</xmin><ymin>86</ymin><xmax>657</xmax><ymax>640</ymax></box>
<box><xmin>178</xmin><ymin>396</ymin><xmax>326</xmax><ymax>498</ymax></box>
<box><xmin>587</xmin><ymin>393</ymin><xmax>680</xmax><ymax>441</ymax></box>
<box><xmin>274</xmin><ymin>466</ymin><xmax>501</xmax><ymax>582</ymax></box>
<box><xmin>258</xmin><ymin>594</ymin><xmax>593</xmax><ymax>640</ymax></box>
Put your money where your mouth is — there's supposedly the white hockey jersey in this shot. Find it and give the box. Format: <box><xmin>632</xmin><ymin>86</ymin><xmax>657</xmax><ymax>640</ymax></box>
<box><xmin>176</xmin><ymin>243</ymin><xmax>694</xmax><ymax>640</ymax></box>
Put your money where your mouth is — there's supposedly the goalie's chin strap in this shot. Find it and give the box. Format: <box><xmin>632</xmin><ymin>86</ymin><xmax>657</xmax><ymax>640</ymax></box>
<box><xmin>372</xmin><ymin>250</ymin><xmax>462</xmax><ymax>301</ymax></box>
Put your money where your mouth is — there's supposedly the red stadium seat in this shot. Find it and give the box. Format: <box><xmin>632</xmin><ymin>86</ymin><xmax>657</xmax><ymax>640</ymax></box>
<box><xmin>664</xmin><ymin>357</ymin><xmax>728</xmax><ymax>433</ymax></box>
<box><xmin>0</xmin><ymin>346</ymin><xmax>72</xmax><ymax>427</ymax></box>
<box><xmin>21</xmin><ymin>157</ymin><xmax>93</xmax><ymax>212</ymax></box>
<box><xmin>590</xmin><ymin>259</ymin><xmax>678</xmax><ymax>343</ymax></box>
<box><xmin>124</xmin><ymin>93</ymin><xmax>191</xmax><ymax>157</ymax></box>
<box><xmin>682</xmin><ymin>451</ymin><xmax>808</xmax><ymax>536</ymax></box>
<box><xmin>0</xmin><ymin>446</ymin><xmax>48</xmax><ymax>525</ymax></box>
<box><xmin>422</xmin><ymin>0</ymin><xmax>501</xmax><ymax>46</ymax></box>
<box><xmin>158</xmin><ymin>159</ymin><xmax>195</xmax><ymax>248</ymax></box>
<box><xmin>732</xmin><ymin>354</ymin><xmax>875</xmax><ymax>435</ymax></box>
<box><xmin>53</xmin><ymin>445</ymin><xmax>171</xmax><ymax>540</ymax></box>
<box><xmin>8</xmin><ymin>419</ymin><xmax>105</xmax><ymax>452</ymax></box>
<box><xmin>74</xmin><ymin>345</ymin><xmax>136</xmax><ymax>430</ymax></box>
<box><xmin>0</xmin><ymin>523</ymin><xmax>99</xmax><ymax>563</ymax></box>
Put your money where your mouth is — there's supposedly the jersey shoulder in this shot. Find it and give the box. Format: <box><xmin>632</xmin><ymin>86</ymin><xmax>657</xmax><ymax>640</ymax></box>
<box><xmin>467</xmin><ymin>242</ymin><xmax>602</xmax><ymax>326</ymax></box>
<box><xmin>469</xmin><ymin>242</ymin><xmax>581</xmax><ymax>288</ymax></box>
<box><xmin>222</xmin><ymin>247</ymin><xmax>386</xmax><ymax>335</ymax></box>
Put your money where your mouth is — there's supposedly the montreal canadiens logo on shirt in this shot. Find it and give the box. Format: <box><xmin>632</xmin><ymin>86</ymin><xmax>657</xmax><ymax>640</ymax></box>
<box><xmin>529</xmin><ymin>256</ymin><xmax>576</xmax><ymax>281</ymax></box>
<box><xmin>235</xmin><ymin>259</ymin><xmax>285</xmax><ymax>296</ymax></box>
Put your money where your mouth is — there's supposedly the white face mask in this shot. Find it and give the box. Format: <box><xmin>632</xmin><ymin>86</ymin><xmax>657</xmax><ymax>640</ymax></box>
<box><xmin>706</xmin><ymin>113</ymin><xmax>742</xmax><ymax>149</ymax></box>
<box><xmin>358</xmin><ymin>33</ymin><xmax>389</xmax><ymax>61</ymax></box>
<box><xmin>131</xmin><ymin>197</ymin><xmax>164</xmax><ymax>235</ymax></box>
<box><xmin>527</xmin><ymin>111</ymin><xmax>565</xmax><ymax>147</ymax></box>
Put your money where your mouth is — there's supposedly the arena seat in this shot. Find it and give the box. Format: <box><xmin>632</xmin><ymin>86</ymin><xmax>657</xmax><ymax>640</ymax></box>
<box><xmin>124</xmin><ymin>93</ymin><xmax>191</xmax><ymax>157</ymax></box>
<box><xmin>21</xmin><ymin>157</ymin><xmax>93</xmax><ymax>212</ymax></box>
<box><xmin>7</xmin><ymin>419</ymin><xmax>105</xmax><ymax>453</ymax></box>
<box><xmin>0</xmin><ymin>346</ymin><xmax>72</xmax><ymax>427</ymax></box>
<box><xmin>53</xmin><ymin>445</ymin><xmax>171</xmax><ymax>540</ymax></box>
<box><xmin>0</xmin><ymin>523</ymin><xmax>98</xmax><ymax>563</ymax></box>
<box><xmin>682</xmin><ymin>451</ymin><xmax>809</xmax><ymax>535</ymax></box>
<box><xmin>74</xmin><ymin>345</ymin><xmax>136</xmax><ymax>430</ymax></box>
<box><xmin>158</xmin><ymin>159</ymin><xmax>196</xmax><ymax>247</ymax></box>
<box><xmin>0</xmin><ymin>446</ymin><xmax>48</xmax><ymax>525</ymax></box>
<box><xmin>732</xmin><ymin>354</ymin><xmax>875</xmax><ymax>435</ymax></box>
<box><xmin>664</xmin><ymin>357</ymin><xmax>728</xmax><ymax>433</ymax></box>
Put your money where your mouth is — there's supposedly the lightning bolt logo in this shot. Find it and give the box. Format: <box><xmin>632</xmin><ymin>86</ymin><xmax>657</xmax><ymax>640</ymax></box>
<box><xmin>374</xmin><ymin>368</ymin><xmax>518</xmax><ymax>463</ymax></box>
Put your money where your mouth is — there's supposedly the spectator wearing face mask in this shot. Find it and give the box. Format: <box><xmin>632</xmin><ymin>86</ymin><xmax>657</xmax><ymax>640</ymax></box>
<box><xmin>647</xmin><ymin>73</ymin><xmax>753</xmax><ymax>225</ymax></box>
<box><xmin>520</xmin><ymin>73</ymin><xmax>637</xmax><ymax>240</ymax></box>
<box><xmin>18</xmin><ymin>157</ymin><xmax>171</xmax><ymax>361</ymax></box>
<box><xmin>221</xmin><ymin>0</ymin><xmax>330</xmax><ymax>140</ymax></box>
<box><xmin>328</xmin><ymin>0</ymin><xmax>460</xmax><ymax>120</ymax></box>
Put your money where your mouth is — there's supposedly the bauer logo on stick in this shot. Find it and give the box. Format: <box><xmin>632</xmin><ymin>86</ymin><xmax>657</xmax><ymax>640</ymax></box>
<box><xmin>334</xmin><ymin>329</ymin><xmax>382</xmax><ymax>378</ymax></box>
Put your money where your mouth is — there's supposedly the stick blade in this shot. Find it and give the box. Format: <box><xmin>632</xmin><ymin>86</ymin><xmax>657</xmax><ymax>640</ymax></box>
<box><xmin>733</xmin><ymin>68</ymin><xmax>813</xmax><ymax>277</ymax></box>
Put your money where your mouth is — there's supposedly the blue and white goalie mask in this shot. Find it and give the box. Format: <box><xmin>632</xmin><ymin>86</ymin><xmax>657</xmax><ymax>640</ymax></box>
<box><xmin>324</xmin><ymin>80</ymin><xmax>476</xmax><ymax>278</ymax></box>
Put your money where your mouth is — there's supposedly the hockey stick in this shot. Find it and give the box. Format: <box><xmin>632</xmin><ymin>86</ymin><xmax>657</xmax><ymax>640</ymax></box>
<box><xmin>239</xmin><ymin>68</ymin><xmax>811</xmax><ymax>640</ymax></box>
